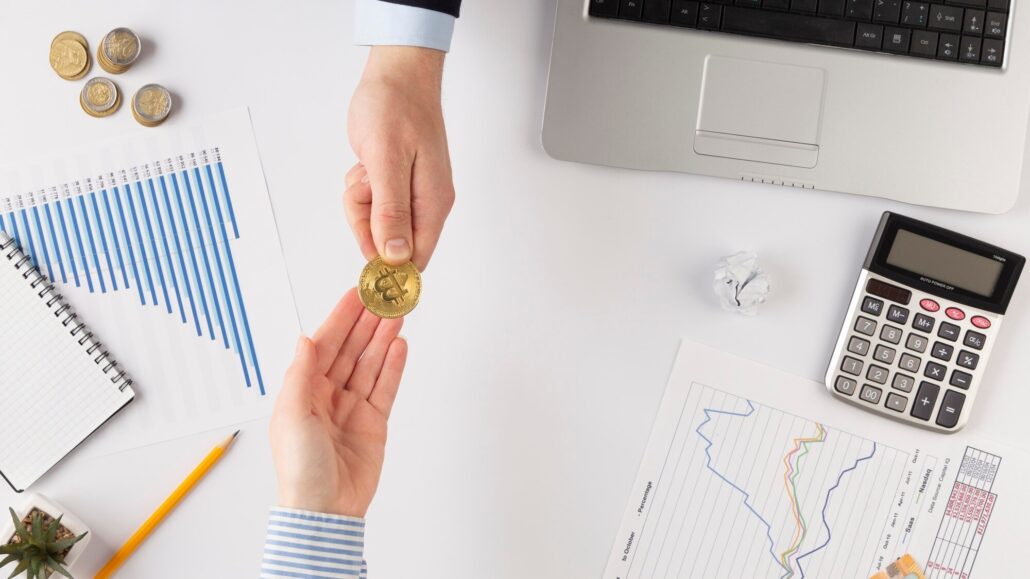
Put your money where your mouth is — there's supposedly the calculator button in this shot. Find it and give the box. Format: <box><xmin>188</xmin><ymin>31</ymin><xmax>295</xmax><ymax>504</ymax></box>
<box><xmin>971</xmin><ymin>315</ymin><xmax>992</xmax><ymax>329</ymax></box>
<box><xmin>885</xmin><ymin>392</ymin><xmax>908</xmax><ymax>413</ymax></box>
<box><xmin>913</xmin><ymin>314</ymin><xmax>935</xmax><ymax>332</ymax></box>
<box><xmin>847</xmin><ymin>336</ymin><xmax>871</xmax><ymax>356</ymax></box>
<box><xmin>855</xmin><ymin>317</ymin><xmax>877</xmax><ymax>336</ymax></box>
<box><xmin>938</xmin><ymin>322</ymin><xmax>960</xmax><ymax>342</ymax></box>
<box><xmin>867</xmin><ymin>365</ymin><xmax>889</xmax><ymax>384</ymax></box>
<box><xmin>880</xmin><ymin>325</ymin><xmax>903</xmax><ymax>345</ymax></box>
<box><xmin>919</xmin><ymin>298</ymin><xmax>940</xmax><ymax>312</ymax></box>
<box><xmin>945</xmin><ymin>307</ymin><xmax>965</xmax><ymax>321</ymax></box>
<box><xmin>862</xmin><ymin>296</ymin><xmax>885</xmax><ymax>316</ymax></box>
<box><xmin>957</xmin><ymin>350</ymin><xmax>980</xmax><ymax>370</ymax></box>
<box><xmin>886</xmin><ymin>305</ymin><xmax>910</xmax><ymax>324</ymax></box>
<box><xmin>963</xmin><ymin>330</ymin><xmax>986</xmax><ymax>350</ymax></box>
<box><xmin>873</xmin><ymin>345</ymin><xmax>896</xmax><ymax>364</ymax></box>
<box><xmin>911</xmin><ymin>381</ymin><xmax>940</xmax><ymax>421</ymax></box>
<box><xmin>924</xmin><ymin>361</ymin><xmax>947</xmax><ymax>381</ymax></box>
<box><xmin>835</xmin><ymin>376</ymin><xmax>858</xmax><ymax>395</ymax></box>
<box><xmin>860</xmin><ymin>384</ymin><xmax>883</xmax><ymax>404</ymax></box>
<box><xmin>866</xmin><ymin>278</ymin><xmax>912</xmax><ymax>304</ymax></box>
<box><xmin>841</xmin><ymin>356</ymin><xmax>864</xmax><ymax>376</ymax></box>
<box><xmin>936</xmin><ymin>390</ymin><xmax>965</xmax><ymax>429</ymax></box>
<box><xmin>892</xmin><ymin>373</ymin><xmax>915</xmax><ymax>392</ymax></box>
<box><xmin>950</xmin><ymin>369</ymin><xmax>973</xmax><ymax>390</ymax></box>
<box><xmin>899</xmin><ymin>353</ymin><xmax>922</xmax><ymax>373</ymax></box>
<box><xmin>906</xmin><ymin>333</ymin><xmax>928</xmax><ymax>353</ymax></box>
<box><xmin>931</xmin><ymin>341</ymin><xmax>954</xmax><ymax>362</ymax></box>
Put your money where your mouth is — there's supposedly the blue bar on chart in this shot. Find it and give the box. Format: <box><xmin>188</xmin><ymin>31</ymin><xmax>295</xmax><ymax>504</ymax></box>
<box><xmin>0</xmin><ymin>148</ymin><xmax>265</xmax><ymax>395</ymax></box>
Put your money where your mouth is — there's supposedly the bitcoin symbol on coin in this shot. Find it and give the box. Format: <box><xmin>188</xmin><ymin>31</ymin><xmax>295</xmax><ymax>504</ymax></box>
<box><xmin>373</xmin><ymin>268</ymin><xmax>409</xmax><ymax>304</ymax></box>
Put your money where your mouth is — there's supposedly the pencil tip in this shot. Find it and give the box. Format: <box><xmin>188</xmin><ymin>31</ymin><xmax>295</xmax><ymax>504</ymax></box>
<box><xmin>232</xmin><ymin>429</ymin><xmax>241</xmax><ymax>439</ymax></box>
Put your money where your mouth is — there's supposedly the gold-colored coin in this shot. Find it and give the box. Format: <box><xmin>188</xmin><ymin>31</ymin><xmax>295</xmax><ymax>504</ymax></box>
<box><xmin>52</xmin><ymin>31</ymin><xmax>88</xmax><ymax>50</ymax></box>
<box><xmin>49</xmin><ymin>38</ymin><xmax>89</xmax><ymax>80</ymax></box>
<box><xmin>131</xmin><ymin>84</ymin><xmax>172</xmax><ymax>127</ymax></box>
<box><xmin>358</xmin><ymin>257</ymin><xmax>422</xmax><ymax>319</ymax></box>
<box><xmin>80</xmin><ymin>77</ymin><xmax>121</xmax><ymax>118</ymax></box>
<box><xmin>98</xmin><ymin>27</ymin><xmax>140</xmax><ymax>74</ymax></box>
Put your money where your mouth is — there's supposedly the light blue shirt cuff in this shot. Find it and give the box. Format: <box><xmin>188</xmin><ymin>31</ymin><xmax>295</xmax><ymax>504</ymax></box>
<box><xmin>261</xmin><ymin>507</ymin><xmax>368</xmax><ymax>578</ymax></box>
<box><xmin>354</xmin><ymin>0</ymin><xmax>456</xmax><ymax>53</ymax></box>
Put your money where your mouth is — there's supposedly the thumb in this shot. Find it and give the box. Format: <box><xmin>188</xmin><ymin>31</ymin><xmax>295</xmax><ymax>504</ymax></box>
<box><xmin>366</xmin><ymin>153</ymin><xmax>414</xmax><ymax>265</ymax></box>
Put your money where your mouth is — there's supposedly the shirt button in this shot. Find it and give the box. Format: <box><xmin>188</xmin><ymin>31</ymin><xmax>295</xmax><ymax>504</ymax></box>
<box><xmin>920</xmin><ymin>299</ymin><xmax>940</xmax><ymax>312</ymax></box>
<box><xmin>946</xmin><ymin>307</ymin><xmax>965</xmax><ymax>320</ymax></box>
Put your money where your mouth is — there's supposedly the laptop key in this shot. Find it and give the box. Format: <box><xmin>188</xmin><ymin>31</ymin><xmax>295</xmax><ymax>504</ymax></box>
<box><xmin>873</xmin><ymin>0</ymin><xmax>902</xmax><ymax>23</ymax></box>
<box><xmin>938</xmin><ymin>33</ymin><xmax>959</xmax><ymax>58</ymax></box>
<box><xmin>960</xmin><ymin>35</ymin><xmax>981</xmax><ymax>61</ymax></box>
<box><xmin>671</xmin><ymin>0</ymin><xmax>701</xmax><ymax>25</ymax></box>
<box><xmin>792</xmin><ymin>0</ymin><xmax>819</xmax><ymax>12</ymax></box>
<box><xmin>963</xmin><ymin>9</ymin><xmax>984</xmax><ymax>34</ymax></box>
<box><xmin>819</xmin><ymin>0</ymin><xmax>847</xmax><ymax>16</ymax></box>
<box><xmin>901</xmin><ymin>1</ymin><xmax>929</xmax><ymax>26</ymax></box>
<box><xmin>736</xmin><ymin>0</ymin><xmax>763</xmax><ymax>6</ymax></box>
<box><xmin>911</xmin><ymin>30</ymin><xmax>938</xmax><ymax>55</ymax></box>
<box><xmin>929</xmin><ymin>5</ymin><xmax>964</xmax><ymax>32</ymax></box>
<box><xmin>618</xmin><ymin>0</ymin><xmax>645</xmax><ymax>20</ymax></box>
<box><xmin>986</xmin><ymin>0</ymin><xmax>1007</xmax><ymax>11</ymax></box>
<box><xmin>981</xmin><ymin>39</ymin><xmax>1002</xmax><ymax>64</ymax></box>
<box><xmin>765</xmin><ymin>0</ymin><xmax>791</xmax><ymax>8</ymax></box>
<box><xmin>722</xmin><ymin>7</ymin><xmax>857</xmax><ymax>45</ymax></box>
<box><xmin>847</xmin><ymin>0</ymin><xmax>874</xmax><ymax>20</ymax></box>
<box><xmin>984</xmin><ymin>12</ymin><xmax>1006</xmax><ymax>37</ymax></box>
<box><xmin>944</xmin><ymin>0</ymin><xmax>985</xmax><ymax>7</ymax></box>
<box><xmin>856</xmin><ymin>23</ymin><xmax>884</xmax><ymax>48</ymax></box>
<box><xmin>883</xmin><ymin>27</ymin><xmax>911</xmax><ymax>52</ymax></box>
<box><xmin>589</xmin><ymin>0</ymin><xmax>620</xmax><ymax>17</ymax></box>
<box><xmin>698</xmin><ymin>3</ymin><xmax>722</xmax><ymax>28</ymax></box>
<box><xmin>643</xmin><ymin>0</ymin><xmax>674</xmax><ymax>22</ymax></box>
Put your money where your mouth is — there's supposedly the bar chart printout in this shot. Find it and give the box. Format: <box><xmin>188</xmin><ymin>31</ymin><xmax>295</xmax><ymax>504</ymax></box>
<box><xmin>604</xmin><ymin>341</ymin><xmax>1018</xmax><ymax>579</ymax></box>
<box><xmin>0</xmin><ymin>109</ymin><xmax>298</xmax><ymax>457</ymax></box>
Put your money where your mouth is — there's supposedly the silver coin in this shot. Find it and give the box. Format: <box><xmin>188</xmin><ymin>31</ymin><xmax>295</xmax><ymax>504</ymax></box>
<box><xmin>80</xmin><ymin>77</ymin><xmax>119</xmax><ymax>114</ymax></box>
<box><xmin>132</xmin><ymin>84</ymin><xmax>172</xmax><ymax>123</ymax></box>
<box><xmin>101</xmin><ymin>27</ymin><xmax>141</xmax><ymax>67</ymax></box>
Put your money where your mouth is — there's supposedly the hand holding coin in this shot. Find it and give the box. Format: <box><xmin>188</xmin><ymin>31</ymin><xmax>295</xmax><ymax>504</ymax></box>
<box><xmin>358</xmin><ymin>257</ymin><xmax>422</xmax><ymax>319</ymax></box>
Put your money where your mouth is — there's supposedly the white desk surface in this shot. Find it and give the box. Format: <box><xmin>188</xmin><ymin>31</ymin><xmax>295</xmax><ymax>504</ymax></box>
<box><xmin>3</xmin><ymin>2</ymin><xmax>1030</xmax><ymax>577</ymax></box>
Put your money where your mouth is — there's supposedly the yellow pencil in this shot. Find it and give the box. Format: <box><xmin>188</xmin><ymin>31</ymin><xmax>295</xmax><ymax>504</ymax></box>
<box><xmin>94</xmin><ymin>430</ymin><xmax>240</xmax><ymax>578</ymax></box>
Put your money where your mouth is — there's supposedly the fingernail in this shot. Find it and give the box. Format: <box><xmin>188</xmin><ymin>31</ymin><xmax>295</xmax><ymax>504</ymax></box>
<box><xmin>360</xmin><ymin>173</ymin><xmax>370</xmax><ymax>184</ymax></box>
<box><xmin>384</xmin><ymin>239</ymin><xmax>411</xmax><ymax>262</ymax></box>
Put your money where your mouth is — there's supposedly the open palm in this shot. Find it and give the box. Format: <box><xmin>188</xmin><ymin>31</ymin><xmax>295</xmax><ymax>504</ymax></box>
<box><xmin>270</xmin><ymin>288</ymin><xmax>407</xmax><ymax>517</ymax></box>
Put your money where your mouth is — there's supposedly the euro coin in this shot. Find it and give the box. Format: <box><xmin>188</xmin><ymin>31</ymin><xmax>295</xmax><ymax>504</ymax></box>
<box><xmin>98</xmin><ymin>27</ymin><xmax>140</xmax><ymax>74</ymax></box>
<box><xmin>50</xmin><ymin>37</ymin><xmax>89</xmax><ymax>80</ymax></box>
<box><xmin>80</xmin><ymin>77</ymin><xmax>120</xmax><ymax>118</ymax></box>
<box><xmin>358</xmin><ymin>257</ymin><xmax>422</xmax><ymax>319</ymax></box>
<box><xmin>131</xmin><ymin>84</ymin><xmax>172</xmax><ymax>127</ymax></box>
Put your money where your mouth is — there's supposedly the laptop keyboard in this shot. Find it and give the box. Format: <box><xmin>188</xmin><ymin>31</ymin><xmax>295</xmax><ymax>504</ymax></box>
<box><xmin>588</xmin><ymin>0</ymin><xmax>1010</xmax><ymax>67</ymax></box>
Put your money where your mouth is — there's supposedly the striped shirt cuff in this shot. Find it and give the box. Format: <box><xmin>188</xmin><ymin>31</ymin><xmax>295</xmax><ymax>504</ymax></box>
<box><xmin>354</xmin><ymin>0</ymin><xmax>456</xmax><ymax>52</ymax></box>
<box><xmin>261</xmin><ymin>508</ymin><xmax>368</xmax><ymax>578</ymax></box>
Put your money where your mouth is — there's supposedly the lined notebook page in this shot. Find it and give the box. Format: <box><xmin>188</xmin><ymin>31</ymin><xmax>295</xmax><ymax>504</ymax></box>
<box><xmin>0</xmin><ymin>234</ymin><xmax>134</xmax><ymax>491</ymax></box>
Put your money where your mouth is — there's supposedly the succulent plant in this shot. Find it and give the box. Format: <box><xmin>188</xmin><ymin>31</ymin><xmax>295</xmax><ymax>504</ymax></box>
<box><xmin>0</xmin><ymin>508</ymin><xmax>87</xmax><ymax>579</ymax></box>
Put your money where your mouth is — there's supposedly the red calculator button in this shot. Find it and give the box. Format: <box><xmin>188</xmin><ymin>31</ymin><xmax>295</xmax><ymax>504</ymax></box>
<box><xmin>971</xmin><ymin>316</ymin><xmax>992</xmax><ymax>329</ymax></box>
<box><xmin>920</xmin><ymin>299</ymin><xmax>940</xmax><ymax>312</ymax></box>
<box><xmin>946</xmin><ymin>307</ymin><xmax>965</xmax><ymax>320</ymax></box>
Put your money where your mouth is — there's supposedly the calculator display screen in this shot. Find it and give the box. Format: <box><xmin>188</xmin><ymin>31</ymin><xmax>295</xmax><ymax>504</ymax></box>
<box><xmin>886</xmin><ymin>229</ymin><xmax>1004</xmax><ymax>297</ymax></box>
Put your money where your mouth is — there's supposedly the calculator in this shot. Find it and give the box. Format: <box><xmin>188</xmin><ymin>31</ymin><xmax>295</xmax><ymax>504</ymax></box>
<box><xmin>826</xmin><ymin>212</ymin><xmax>1024</xmax><ymax>432</ymax></box>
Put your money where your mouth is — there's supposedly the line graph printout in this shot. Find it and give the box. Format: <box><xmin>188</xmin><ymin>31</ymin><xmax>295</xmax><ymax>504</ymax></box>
<box><xmin>0</xmin><ymin>108</ymin><xmax>298</xmax><ymax>458</ymax></box>
<box><xmin>604</xmin><ymin>341</ymin><xmax>1028</xmax><ymax>579</ymax></box>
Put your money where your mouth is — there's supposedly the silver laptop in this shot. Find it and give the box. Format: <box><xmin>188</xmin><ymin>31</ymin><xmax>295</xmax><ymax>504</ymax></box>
<box><xmin>543</xmin><ymin>0</ymin><xmax>1027</xmax><ymax>213</ymax></box>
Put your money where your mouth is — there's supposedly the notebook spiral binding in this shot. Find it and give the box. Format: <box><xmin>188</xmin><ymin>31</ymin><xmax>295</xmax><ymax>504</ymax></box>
<box><xmin>0</xmin><ymin>233</ymin><xmax>133</xmax><ymax>392</ymax></box>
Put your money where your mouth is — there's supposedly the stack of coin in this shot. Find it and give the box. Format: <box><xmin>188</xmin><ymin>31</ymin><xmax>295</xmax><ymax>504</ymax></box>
<box><xmin>50</xmin><ymin>31</ymin><xmax>91</xmax><ymax>80</ymax></box>
<box><xmin>80</xmin><ymin>77</ymin><xmax>121</xmax><ymax>118</ymax></box>
<box><xmin>97</xmin><ymin>27</ymin><xmax>140</xmax><ymax>74</ymax></box>
<box><xmin>131</xmin><ymin>84</ymin><xmax>173</xmax><ymax>127</ymax></box>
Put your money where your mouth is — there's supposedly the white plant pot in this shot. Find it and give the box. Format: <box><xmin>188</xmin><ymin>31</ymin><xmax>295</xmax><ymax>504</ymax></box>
<box><xmin>1</xmin><ymin>493</ymin><xmax>90</xmax><ymax>578</ymax></box>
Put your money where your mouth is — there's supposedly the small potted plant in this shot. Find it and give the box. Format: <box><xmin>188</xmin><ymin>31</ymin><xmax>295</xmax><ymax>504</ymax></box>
<box><xmin>0</xmin><ymin>495</ymin><xmax>89</xmax><ymax>579</ymax></box>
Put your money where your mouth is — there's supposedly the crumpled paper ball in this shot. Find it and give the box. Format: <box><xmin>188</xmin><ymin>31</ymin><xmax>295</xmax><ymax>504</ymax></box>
<box><xmin>713</xmin><ymin>251</ymin><xmax>771</xmax><ymax>316</ymax></box>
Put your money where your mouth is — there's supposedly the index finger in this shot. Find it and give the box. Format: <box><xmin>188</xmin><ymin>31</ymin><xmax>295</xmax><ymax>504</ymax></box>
<box><xmin>311</xmin><ymin>288</ymin><xmax>365</xmax><ymax>374</ymax></box>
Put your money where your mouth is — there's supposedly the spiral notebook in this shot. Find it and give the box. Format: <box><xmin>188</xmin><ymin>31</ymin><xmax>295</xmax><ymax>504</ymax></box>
<box><xmin>0</xmin><ymin>232</ymin><xmax>135</xmax><ymax>492</ymax></box>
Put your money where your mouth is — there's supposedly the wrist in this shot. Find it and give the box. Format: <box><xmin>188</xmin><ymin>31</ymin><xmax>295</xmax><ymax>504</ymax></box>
<box><xmin>277</xmin><ymin>490</ymin><xmax>368</xmax><ymax>518</ymax></box>
<box><xmin>365</xmin><ymin>45</ymin><xmax>445</xmax><ymax>90</ymax></box>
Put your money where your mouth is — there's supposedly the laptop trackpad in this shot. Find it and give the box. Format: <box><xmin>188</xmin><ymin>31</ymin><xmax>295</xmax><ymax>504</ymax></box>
<box><xmin>694</xmin><ymin>56</ymin><xmax>825</xmax><ymax>169</ymax></box>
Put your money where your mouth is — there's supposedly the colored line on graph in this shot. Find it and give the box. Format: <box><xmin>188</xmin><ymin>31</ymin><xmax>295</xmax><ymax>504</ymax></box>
<box><xmin>779</xmin><ymin>423</ymin><xmax>827</xmax><ymax>576</ymax></box>
<box><xmin>696</xmin><ymin>399</ymin><xmax>793</xmax><ymax>577</ymax></box>
<box><xmin>795</xmin><ymin>442</ymin><xmax>878</xmax><ymax>579</ymax></box>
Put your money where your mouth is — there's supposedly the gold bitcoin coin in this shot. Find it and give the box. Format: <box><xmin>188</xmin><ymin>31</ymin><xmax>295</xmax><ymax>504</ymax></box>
<box><xmin>49</xmin><ymin>37</ymin><xmax>89</xmax><ymax>80</ymax></box>
<box><xmin>358</xmin><ymin>257</ymin><xmax>422</xmax><ymax>319</ymax></box>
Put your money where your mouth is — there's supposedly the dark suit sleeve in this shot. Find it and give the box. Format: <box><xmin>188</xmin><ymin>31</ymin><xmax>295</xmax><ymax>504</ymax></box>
<box><xmin>380</xmin><ymin>0</ymin><xmax>461</xmax><ymax>18</ymax></box>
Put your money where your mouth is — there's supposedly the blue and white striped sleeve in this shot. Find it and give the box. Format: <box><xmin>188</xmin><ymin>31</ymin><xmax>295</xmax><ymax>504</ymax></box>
<box><xmin>261</xmin><ymin>508</ymin><xmax>368</xmax><ymax>578</ymax></box>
